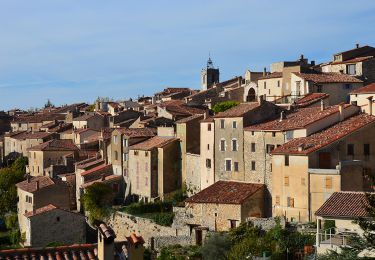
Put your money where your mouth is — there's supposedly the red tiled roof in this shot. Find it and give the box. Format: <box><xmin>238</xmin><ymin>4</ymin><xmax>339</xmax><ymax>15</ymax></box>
<box><xmin>315</xmin><ymin>192</ymin><xmax>371</xmax><ymax>218</ymax></box>
<box><xmin>258</xmin><ymin>72</ymin><xmax>283</xmax><ymax>80</ymax></box>
<box><xmin>176</xmin><ymin>114</ymin><xmax>204</xmax><ymax>123</ymax></box>
<box><xmin>294</xmin><ymin>93</ymin><xmax>329</xmax><ymax>107</ymax></box>
<box><xmin>81</xmin><ymin>175</ymin><xmax>122</xmax><ymax>188</ymax></box>
<box><xmin>24</xmin><ymin>204</ymin><xmax>57</xmax><ymax>218</ymax></box>
<box><xmin>214</xmin><ymin>102</ymin><xmax>259</xmax><ymax>118</ymax></box>
<box><xmin>16</xmin><ymin>176</ymin><xmax>56</xmax><ymax>193</ymax></box>
<box><xmin>351</xmin><ymin>83</ymin><xmax>375</xmax><ymax>94</ymax></box>
<box><xmin>129</xmin><ymin>136</ymin><xmax>178</xmax><ymax>151</ymax></box>
<box><xmin>185</xmin><ymin>181</ymin><xmax>264</xmax><ymax>204</ymax></box>
<box><xmin>331</xmin><ymin>56</ymin><xmax>373</xmax><ymax>65</ymax></box>
<box><xmin>81</xmin><ymin>164</ymin><xmax>112</xmax><ymax>177</ymax></box>
<box><xmin>100</xmin><ymin>127</ymin><xmax>115</xmax><ymax>140</ymax></box>
<box><xmin>293</xmin><ymin>72</ymin><xmax>363</xmax><ymax>83</ymax></box>
<box><xmin>73</xmin><ymin>113</ymin><xmax>100</xmax><ymax>121</ymax></box>
<box><xmin>245</xmin><ymin>104</ymin><xmax>353</xmax><ymax>132</ymax></box>
<box><xmin>113</xmin><ymin>127</ymin><xmax>156</xmax><ymax>138</ymax></box>
<box><xmin>272</xmin><ymin>113</ymin><xmax>375</xmax><ymax>155</ymax></box>
<box><xmin>28</xmin><ymin>139</ymin><xmax>79</xmax><ymax>152</ymax></box>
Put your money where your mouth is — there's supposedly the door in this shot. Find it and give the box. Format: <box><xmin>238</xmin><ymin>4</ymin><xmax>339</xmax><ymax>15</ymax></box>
<box><xmin>319</xmin><ymin>152</ymin><xmax>331</xmax><ymax>169</ymax></box>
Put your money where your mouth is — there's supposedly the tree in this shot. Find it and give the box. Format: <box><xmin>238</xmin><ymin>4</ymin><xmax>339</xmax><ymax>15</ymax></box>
<box><xmin>200</xmin><ymin>232</ymin><xmax>231</xmax><ymax>260</ymax></box>
<box><xmin>0</xmin><ymin>157</ymin><xmax>27</xmax><ymax>216</ymax></box>
<box><xmin>82</xmin><ymin>182</ymin><xmax>114</xmax><ymax>224</ymax></box>
<box><xmin>44</xmin><ymin>99</ymin><xmax>54</xmax><ymax>108</ymax></box>
<box><xmin>212</xmin><ymin>101</ymin><xmax>239</xmax><ymax>114</ymax></box>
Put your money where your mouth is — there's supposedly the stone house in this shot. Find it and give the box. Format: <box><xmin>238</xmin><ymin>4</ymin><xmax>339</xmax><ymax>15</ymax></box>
<box><xmin>200</xmin><ymin>117</ymin><xmax>215</xmax><ymax>191</ymax></box>
<box><xmin>73</xmin><ymin>128</ymin><xmax>100</xmax><ymax>147</ymax></box>
<box><xmin>315</xmin><ymin>192</ymin><xmax>372</xmax><ymax>255</ymax></box>
<box><xmin>271</xmin><ymin>113</ymin><xmax>375</xmax><ymax>222</ymax></box>
<box><xmin>157</xmin><ymin>100</ymin><xmax>207</xmax><ymax>121</ymax></box>
<box><xmin>290</xmin><ymin>72</ymin><xmax>363</xmax><ymax>105</ymax></box>
<box><xmin>108</xmin><ymin>110</ymin><xmax>143</xmax><ymax>128</ymax></box>
<box><xmin>16</xmin><ymin>176</ymin><xmax>71</xmax><ymax>242</ymax></box>
<box><xmin>184</xmin><ymin>181</ymin><xmax>265</xmax><ymax>232</ymax></box>
<box><xmin>350</xmin><ymin>83</ymin><xmax>375</xmax><ymax>115</ymax></box>
<box><xmin>128</xmin><ymin>136</ymin><xmax>180</xmax><ymax>202</ymax></box>
<box><xmin>243</xmin><ymin>104</ymin><xmax>360</xmax><ymax>216</ymax></box>
<box><xmin>27</xmin><ymin>139</ymin><xmax>79</xmax><ymax>176</ymax></box>
<box><xmin>11</xmin><ymin>112</ymin><xmax>66</xmax><ymax>132</ymax></box>
<box><xmin>22</xmin><ymin>204</ymin><xmax>86</xmax><ymax>247</ymax></box>
<box><xmin>213</xmin><ymin>100</ymin><xmax>280</xmax><ymax>182</ymax></box>
<box><xmin>176</xmin><ymin>114</ymin><xmax>204</xmax><ymax>194</ymax></box>
<box><xmin>72</xmin><ymin>113</ymin><xmax>106</xmax><ymax>131</ymax></box>
<box><xmin>321</xmin><ymin>44</ymin><xmax>375</xmax><ymax>84</ymax></box>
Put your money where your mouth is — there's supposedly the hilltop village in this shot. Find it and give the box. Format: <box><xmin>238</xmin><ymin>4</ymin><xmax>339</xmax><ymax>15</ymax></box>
<box><xmin>1</xmin><ymin>44</ymin><xmax>375</xmax><ymax>259</ymax></box>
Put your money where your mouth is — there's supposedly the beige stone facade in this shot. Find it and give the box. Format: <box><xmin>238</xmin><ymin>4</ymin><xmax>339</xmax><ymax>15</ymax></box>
<box><xmin>200</xmin><ymin>120</ymin><xmax>215</xmax><ymax>190</ymax></box>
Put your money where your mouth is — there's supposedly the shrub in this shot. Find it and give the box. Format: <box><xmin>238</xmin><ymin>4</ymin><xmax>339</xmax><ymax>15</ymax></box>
<box><xmin>124</xmin><ymin>201</ymin><xmax>172</xmax><ymax>215</ymax></box>
<box><xmin>212</xmin><ymin>101</ymin><xmax>239</xmax><ymax>114</ymax></box>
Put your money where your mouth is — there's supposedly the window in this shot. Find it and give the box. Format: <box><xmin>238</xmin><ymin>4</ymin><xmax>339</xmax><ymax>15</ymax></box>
<box><xmin>134</xmin><ymin>150</ymin><xmax>139</xmax><ymax>155</ymax></box>
<box><xmin>364</xmin><ymin>144</ymin><xmax>370</xmax><ymax>156</ymax></box>
<box><xmin>114</xmin><ymin>151</ymin><xmax>118</xmax><ymax>161</ymax></box>
<box><xmin>264</xmin><ymin>81</ymin><xmax>266</xmax><ymax>89</ymax></box>
<box><xmin>270</xmin><ymin>163</ymin><xmax>272</xmax><ymax>172</ymax></box>
<box><xmin>287</xmin><ymin>197</ymin><xmax>294</xmax><ymax>207</ymax></box>
<box><xmin>251</xmin><ymin>161</ymin><xmax>256</xmax><ymax>171</ymax></box>
<box><xmin>207</xmin><ymin>144</ymin><xmax>210</xmax><ymax>150</ymax></box>
<box><xmin>325</xmin><ymin>177</ymin><xmax>332</xmax><ymax>189</ymax></box>
<box><xmin>346</xmin><ymin>64</ymin><xmax>356</xmax><ymax>75</ymax></box>
<box><xmin>301</xmin><ymin>178</ymin><xmax>305</xmax><ymax>186</ymax></box>
<box><xmin>220</xmin><ymin>139</ymin><xmax>226</xmax><ymax>151</ymax></box>
<box><xmin>145</xmin><ymin>162</ymin><xmax>149</xmax><ymax>172</ymax></box>
<box><xmin>113</xmin><ymin>135</ymin><xmax>118</xmax><ymax>144</ymax></box>
<box><xmin>234</xmin><ymin>162</ymin><xmax>239</xmax><ymax>172</ymax></box>
<box><xmin>225</xmin><ymin>159</ymin><xmax>232</xmax><ymax>171</ymax></box>
<box><xmin>232</xmin><ymin>121</ymin><xmax>237</xmax><ymax>129</ymax></box>
<box><xmin>268</xmin><ymin>89</ymin><xmax>271</xmax><ymax>95</ymax></box>
<box><xmin>145</xmin><ymin>151</ymin><xmax>149</xmax><ymax>157</ymax></box>
<box><xmin>285</xmin><ymin>155</ymin><xmax>289</xmax><ymax>166</ymax></box>
<box><xmin>272</xmin><ymin>132</ymin><xmax>276</xmax><ymax>137</ymax></box>
<box><xmin>56</xmin><ymin>217</ymin><xmax>60</xmax><ymax>222</ymax></box>
<box><xmin>347</xmin><ymin>144</ymin><xmax>354</xmax><ymax>156</ymax></box>
<box><xmin>208</xmin><ymin>124</ymin><xmax>212</xmax><ymax>131</ymax></box>
<box><xmin>275</xmin><ymin>196</ymin><xmax>280</xmax><ymax>205</ymax></box>
<box><xmin>34</xmin><ymin>152</ymin><xmax>36</xmax><ymax>159</ymax></box>
<box><xmin>266</xmin><ymin>144</ymin><xmax>275</xmax><ymax>154</ymax></box>
<box><xmin>230</xmin><ymin>220</ymin><xmax>237</xmax><ymax>229</ymax></box>
<box><xmin>206</xmin><ymin>159</ymin><xmax>212</xmax><ymax>168</ymax></box>
<box><xmin>112</xmin><ymin>183</ymin><xmax>119</xmax><ymax>192</ymax></box>
<box><xmin>284</xmin><ymin>176</ymin><xmax>289</xmax><ymax>186</ymax></box>
<box><xmin>251</xmin><ymin>131</ymin><xmax>254</xmax><ymax>136</ymax></box>
<box><xmin>220</xmin><ymin>119</ymin><xmax>225</xmax><ymax>129</ymax></box>
<box><xmin>251</xmin><ymin>143</ymin><xmax>256</xmax><ymax>152</ymax></box>
<box><xmin>123</xmin><ymin>139</ymin><xmax>128</xmax><ymax>147</ymax></box>
<box><xmin>317</xmin><ymin>85</ymin><xmax>323</xmax><ymax>93</ymax></box>
<box><xmin>232</xmin><ymin>139</ymin><xmax>238</xmax><ymax>151</ymax></box>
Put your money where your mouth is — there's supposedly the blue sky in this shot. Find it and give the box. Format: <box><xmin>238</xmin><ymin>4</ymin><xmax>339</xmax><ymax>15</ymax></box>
<box><xmin>1</xmin><ymin>0</ymin><xmax>375</xmax><ymax>110</ymax></box>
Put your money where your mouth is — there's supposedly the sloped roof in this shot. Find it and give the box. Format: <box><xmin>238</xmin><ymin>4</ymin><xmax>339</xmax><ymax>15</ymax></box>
<box><xmin>351</xmin><ymin>83</ymin><xmax>375</xmax><ymax>94</ymax></box>
<box><xmin>185</xmin><ymin>181</ymin><xmax>264</xmax><ymax>204</ymax></box>
<box><xmin>24</xmin><ymin>204</ymin><xmax>58</xmax><ymax>218</ymax></box>
<box><xmin>315</xmin><ymin>192</ymin><xmax>371</xmax><ymax>218</ymax></box>
<box><xmin>81</xmin><ymin>164</ymin><xmax>112</xmax><ymax>177</ymax></box>
<box><xmin>331</xmin><ymin>56</ymin><xmax>373</xmax><ymax>65</ymax></box>
<box><xmin>293</xmin><ymin>72</ymin><xmax>362</xmax><ymax>83</ymax></box>
<box><xmin>176</xmin><ymin>114</ymin><xmax>204</xmax><ymax>123</ymax></box>
<box><xmin>113</xmin><ymin>127</ymin><xmax>156</xmax><ymax>138</ymax></box>
<box><xmin>245</xmin><ymin>104</ymin><xmax>353</xmax><ymax>132</ymax></box>
<box><xmin>214</xmin><ymin>102</ymin><xmax>259</xmax><ymax>118</ymax></box>
<box><xmin>272</xmin><ymin>113</ymin><xmax>375</xmax><ymax>155</ymax></box>
<box><xmin>294</xmin><ymin>93</ymin><xmax>329</xmax><ymax>107</ymax></box>
<box><xmin>16</xmin><ymin>176</ymin><xmax>56</xmax><ymax>193</ymax></box>
<box><xmin>258</xmin><ymin>72</ymin><xmax>283</xmax><ymax>80</ymax></box>
<box><xmin>129</xmin><ymin>136</ymin><xmax>178</xmax><ymax>151</ymax></box>
<box><xmin>28</xmin><ymin>139</ymin><xmax>79</xmax><ymax>152</ymax></box>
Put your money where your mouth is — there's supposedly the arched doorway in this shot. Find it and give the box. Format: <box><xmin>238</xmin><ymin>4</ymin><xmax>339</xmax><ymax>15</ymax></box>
<box><xmin>246</xmin><ymin>88</ymin><xmax>256</xmax><ymax>102</ymax></box>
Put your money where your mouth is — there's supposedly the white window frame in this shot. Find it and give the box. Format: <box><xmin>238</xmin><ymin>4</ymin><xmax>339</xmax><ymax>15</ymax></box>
<box><xmin>232</xmin><ymin>121</ymin><xmax>237</xmax><ymax>129</ymax></box>
<box><xmin>232</xmin><ymin>138</ymin><xmax>238</xmax><ymax>151</ymax></box>
<box><xmin>225</xmin><ymin>158</ymin><xmax>232</xmax><ymax>172</ymax></box>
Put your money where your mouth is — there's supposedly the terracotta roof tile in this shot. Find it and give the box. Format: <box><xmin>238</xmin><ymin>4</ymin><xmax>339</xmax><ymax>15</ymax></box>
<box><xmin>16</xmin><ymin>176</ymin><xmax>56</xmax><ymax>193</ymax></box>
<box><xmin>214</xmin><ymin>102</ymin><xmax>259</xmax><ymax>118</ymax></box>
<box><xmin>185</xmin><ymin>181</ymin><xmax>264</xmax><ymax>204</ymax></box>
<box><xmin>258</xmin><ymin>72</ymin><xmax>283</xmax><ymax>80</ymax></box>
<box><xmin>294</xmin><ymin>93</ymin><xmax>329</xmax><ymax>107</ymax></box>
<box><xmin>351</xmin><ymin>83</ymin><xmax>375</xmax><ymax>94</ymax></box>
<box><xmin>81</xmin><ymin>175</ymin><xmax>122</xmax><ymax>188</ymax></box>
<box><xmin>245</xmin><ymin>104</ymin><xmax>353</xmax><ymax>132</ymax></box>
<box><xmin>129</xmin><ymin>136</ymin><xmax>178</xmax><ymax>151</ymax></box>
<box><xmin>28</xmin><ymin>139</ymin><xmax>79</xmax><ymax>152</ymax></box>
<box><xmin>24</xmin><ymin>204</ymin><xmax>57</xmax><ymax>218</ymax></box>
<box><xmin>315</xmin><ymin>191</ymin><xmax>372</xmax><ymax>218</ymax></box>
<box><xmin>293</xmin><ymin>72</ymin><xmax>363</xmax><ymax>83</ymax></box>
<box><xmin>112</xmin><ymin>127</ymin><xmax>156</xmax><ymax>138</ymax></box>
<box><xmin>272</xmin><ymin>113</ymin><xmax>375</xmax><ymax>155</ymax></box>
<box><xmin>81</xmin><ymin>164</ymin><xmax>112</xmax><ymax>177</ymax></box>
<box><xmin>176</xmin><ymin>114</ymin><xmax>204</xmax><ymax>123</ymax></box>
<box><xmin>331</xmin><ymin>56</ymin><xmax>373</xmax><ymax>65</ymax></box>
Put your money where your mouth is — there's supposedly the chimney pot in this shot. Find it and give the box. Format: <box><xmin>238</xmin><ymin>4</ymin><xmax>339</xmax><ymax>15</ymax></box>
<box><xmin>320</xmin><ymin>99</ymin><xmax>325</xmax><ymax>111</ymax></box>
<box><xmin>356</xmin><ymin>43</ymin><xmax>360</xmax><ymax>48</ymax></box>
<box><xmin>263</xmin><ymin>67</ymin><xmax>267</xmax><ymax>76</ymax></box>
<box><xmin>258</xmin><ymin>95</ymin><xmax>264</xmax><ymax>105</ymax></box>
<box><xmin>367</xmin><ymin>96</ymin><xmax>373</xmax><ymax>115</ymax></box>
<box><xmin>298</xmin><ymin>146</ymin><xmax>303</xmax><ymax>152</ymax></box>
<box><xmin>279</xmin><ymin>111</ymin><xmax>286</xmax><ymax>121</ymax></box>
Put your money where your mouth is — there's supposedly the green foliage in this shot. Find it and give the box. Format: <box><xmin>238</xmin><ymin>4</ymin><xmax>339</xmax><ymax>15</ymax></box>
<box><xmin>82</xmin><ymin>182</ymin><xmax>114</xmax><ymax>224</ymax></box>
<box><xmin>323</xmin><ymin>220</ymin><xmax>336</xmax><ymax>232</ymax></box>
<box><xmin>44</xmin><ymin>99</ymin><xmax>54</xmax><ymax>108</ymax></box>
<box><xmin>158</xmin><ymin>244</ymin><xmax>201</xmax><ymax>260</ymax></box>
<box><xmin>86</xmin><ymin>104</ymin><xmax>95</xmax><ymax>112</ymax></box>
<box><xmin>357</xmin><ymin>193</ymin><xmax>375</xmax><ymax>248</ymax></box>
<box><xmin>5</xmin><ymin>213</ymin><xmax>18</xmax><ymax>230</ymax></box>
<box><xmin>0</xmin><ymin>157</ymin><xmax>27</xmax><ymax>216</ymax></box>
<box><xmin>123</xmin><ymin>201</ymin><xmax>174</xmax><ymax>226</ymax></box>
<box><xmin>200</xmin><ymin>232</ymin><xmax>231</xmax><ymax>260</ymax></box>
<box><xmin>212</xmin><ymin>101</ymin><xmax>239</xmax><ymax>114</ymax></box>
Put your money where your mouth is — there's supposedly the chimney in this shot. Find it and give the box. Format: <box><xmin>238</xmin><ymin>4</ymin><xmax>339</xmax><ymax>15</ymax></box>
<box><xmin>367</xmin><ymin>96</ymin><xmax>373</xmax><ymax>115</ymax></box>
<box><xmin>258</xmin><ymin>95</ymin><xmax>264</xmax><ymax>105</ymax></box>
<box><xmin>279</xmin><ymin>111</ymin><xmax>286</xmax><ymax>121</ymax></box>
<box><xmin>339</xmin><ymin>104</ymin><xmax>344</xmax><ymax>121</ymax></box>
<box><xmin>97</xmin><ymin>223</ymin><xmax>116</xmax><ymax>260</ymax></box>
<box><xmin>356</xmin><ymin>43</ymin><xmax>360</xmax><ymax>49</ymax></box>
<box><xmin>35</xmin><ymin>180</ymin><xmax>39</xmax><ymax>191</ymax></box>
<box><xmin>320</xmin><ymin>99</ymin><xmax>325</xmax><ymax>111</ymax></box>
<box><xmin>27</xmin><ymin>175</ymin><xmax>31</xmax><ymax>183</ymax></box>
<box><xmin>311</xmin><ymin>60</ymin><xmax>315</xmax><ymax>66</ymax></box>
<box><xmin>300</xmin><ymin>54</ymin><xmax>304</xmax><ymax>60</ymax></box>
<box><xmin>263</xmin><ymin>67</ymin><xmax>267</xmax><ymax>76</ymax></box>
<box><xmin>298</xmin><ymin>145</ymin><xmax>304</xmax><ymax>152</ymax></box>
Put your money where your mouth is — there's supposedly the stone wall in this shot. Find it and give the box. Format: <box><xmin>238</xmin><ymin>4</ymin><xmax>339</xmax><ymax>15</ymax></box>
<box><xmin>185</xmin><ymin>153</ymin><xmax>201</xmax><ymax>196</ymax></box>
<box><xmin>248</xmin><ymin>217</ymin><xmax>286</xmax><ymax>231</ymax></box>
